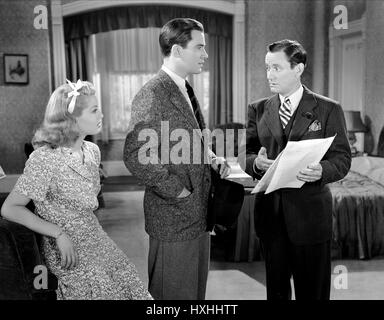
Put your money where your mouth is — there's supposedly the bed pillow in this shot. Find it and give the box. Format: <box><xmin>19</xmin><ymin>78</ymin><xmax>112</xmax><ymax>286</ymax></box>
<box><xmin>350</xmin><ymin>156</ymin><xmax>384</xmax><ymax>185</ymax></box>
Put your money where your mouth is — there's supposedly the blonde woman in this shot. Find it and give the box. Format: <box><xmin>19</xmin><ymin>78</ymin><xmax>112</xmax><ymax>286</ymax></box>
<box><xmin>1</xmin><ymin>80</ymin><xmax>152</xmax><ymax>300</ymax></box>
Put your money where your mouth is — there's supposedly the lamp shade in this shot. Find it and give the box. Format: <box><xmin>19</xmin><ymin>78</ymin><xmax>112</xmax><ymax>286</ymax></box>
<box><xmin>344</xmin><ymin>111</ymin><xmax>366</xmax><ymax>132</ymax></box>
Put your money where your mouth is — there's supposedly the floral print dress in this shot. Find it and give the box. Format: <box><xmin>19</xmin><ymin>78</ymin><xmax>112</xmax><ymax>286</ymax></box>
<box><xmin>13</xmin><ymin>141</ymin><xmax>152</xmax><ymax>300</ymax></box>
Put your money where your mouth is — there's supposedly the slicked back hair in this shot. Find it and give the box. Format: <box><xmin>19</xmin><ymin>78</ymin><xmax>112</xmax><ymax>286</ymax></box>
<box><xmin>159</xmin><ymin>18</ymin><xmax>204</xmax><ymax>57</ymax></box>
<box><xmin>268</xmin><ymin>39</ymin><xmax>307</xmax><ymax>68</ymax></box>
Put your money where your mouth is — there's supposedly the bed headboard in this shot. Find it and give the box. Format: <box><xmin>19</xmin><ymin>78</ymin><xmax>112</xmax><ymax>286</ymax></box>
<box><xmin>378</xmin><ymin>126</ymin><xmax>384</xmax><ymax>157</ymax></box>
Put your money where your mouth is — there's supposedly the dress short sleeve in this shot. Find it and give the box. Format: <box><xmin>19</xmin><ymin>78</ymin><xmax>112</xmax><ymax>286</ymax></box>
<box><xmin>13</xmin><ymin>147</ymin><xmax>55</xmax><ymax>202</ymax></box>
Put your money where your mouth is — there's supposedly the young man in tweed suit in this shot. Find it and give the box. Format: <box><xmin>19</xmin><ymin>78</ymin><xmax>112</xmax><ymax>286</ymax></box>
<box><xmin>124</xmin><ymin>18</ymin><xmax>230</xmax><ymax>300</ymax></box>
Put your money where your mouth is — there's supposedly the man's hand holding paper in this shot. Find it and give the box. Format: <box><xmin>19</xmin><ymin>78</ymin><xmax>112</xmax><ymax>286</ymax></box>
<box><xmin>252</xmin><ymin>135</ymin><xmax>336</xmax><ymax>194</ymax></box>
<box><xmin>297</xmin><ymin>162</ymin><xmax>323</xmax><ymax>182</ymax></box>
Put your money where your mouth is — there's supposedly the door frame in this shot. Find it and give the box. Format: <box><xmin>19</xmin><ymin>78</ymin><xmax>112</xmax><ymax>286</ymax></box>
<box><xmin>328</xmin><ymin>16</ymin><xmax>366</xmax><ymax>114</ymax></box>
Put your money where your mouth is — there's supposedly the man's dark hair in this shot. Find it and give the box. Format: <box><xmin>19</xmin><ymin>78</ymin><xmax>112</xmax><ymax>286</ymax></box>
<box><xmin>159</xmin><ymin>18</ymin><xmax>204</xmax><ymax>57</ymax></box>
<box><xmin>268</xmin><ymin>39</ymin><xmax>307</xmax><ymax>68</ymax></box>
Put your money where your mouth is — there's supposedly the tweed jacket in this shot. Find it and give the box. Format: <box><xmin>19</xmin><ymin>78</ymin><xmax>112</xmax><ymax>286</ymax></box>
<box><xmin>123</xmin><ymin>70</ymin><xmax>212</xmax><ymax>241</ymax></box>
<box><xmin>244</xmin><ymin>86</ymin><xmax>351</xmax><ymax>245</ymax></box>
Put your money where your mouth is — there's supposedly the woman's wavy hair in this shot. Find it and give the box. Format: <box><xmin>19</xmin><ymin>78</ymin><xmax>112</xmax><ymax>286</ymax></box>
<box><xmin>32</xmin><ymin>81</ymin><xmax>96</xmax><ymax>149</ymax></box>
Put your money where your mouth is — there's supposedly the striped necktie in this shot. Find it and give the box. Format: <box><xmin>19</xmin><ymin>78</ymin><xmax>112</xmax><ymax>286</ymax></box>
<box><xmin>279</xmin><ymin>97</ymin><xmax>292</xmax><ymax>129</ymax></box>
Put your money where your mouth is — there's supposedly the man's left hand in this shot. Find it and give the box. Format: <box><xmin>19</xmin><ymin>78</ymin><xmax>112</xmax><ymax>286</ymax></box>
<box><xmin>211</xmin><ymin>157</ymin><xmax>231</xmax><ymax>179</ymax></box>
<box><xmin>297</xmin><ymin>163</ymin><xmax>322</xmax><ymax>182</ymax></box>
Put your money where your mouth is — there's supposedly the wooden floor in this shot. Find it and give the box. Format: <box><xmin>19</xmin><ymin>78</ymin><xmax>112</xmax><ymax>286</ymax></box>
<box><xmin>97</xmin><ymin>184</ymin><xmax>384</xmax><ymax>300</ymax></box>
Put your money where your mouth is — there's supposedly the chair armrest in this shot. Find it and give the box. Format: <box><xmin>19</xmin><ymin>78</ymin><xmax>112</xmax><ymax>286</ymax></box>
<box><xmin>0</xmin><ymin>218</ymin><xmax>57</xmax><ymax>299</ymax></box>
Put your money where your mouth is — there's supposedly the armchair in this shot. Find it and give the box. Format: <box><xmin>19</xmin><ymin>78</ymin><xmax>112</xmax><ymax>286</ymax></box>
<box><xmin>0</xmin><ymin>197</ymin><xmax>57</xmax><ymax>300</ymax></box>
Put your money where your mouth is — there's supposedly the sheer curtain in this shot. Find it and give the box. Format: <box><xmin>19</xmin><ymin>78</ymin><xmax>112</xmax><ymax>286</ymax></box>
<box><xmin>88</xmin><ymin>28</ymin><xmax>209</xmax><ymax>142</ymax></box>
<box><xmin>66</xmin><ymin>37</ymin><xmax>89</xmax><ymax>81</ymax></box>
<box><xmin>64</xmin><ymin>5</ymin><xmax>232</xmax><ymax>138</ymax></box>
<box><xmin>208</xmin><ymin>34</ymin><xmax>232</xmax><ymax>128</ymax></box>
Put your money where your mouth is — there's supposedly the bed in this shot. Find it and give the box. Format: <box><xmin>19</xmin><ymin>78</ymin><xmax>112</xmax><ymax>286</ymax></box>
<box><xmin>226</xmin><ymin>127</ymin><xmax>384</xmax><ymax>262</ymax></box>
<box><xmin>230</xmin><ymin>156</ymin><xmax>384</xmax><ymax>262</ymax></box>
<box><xmin>330</xmin><ymin>155</ymin><xmax>384</xmax><ymax>259</ymax></box>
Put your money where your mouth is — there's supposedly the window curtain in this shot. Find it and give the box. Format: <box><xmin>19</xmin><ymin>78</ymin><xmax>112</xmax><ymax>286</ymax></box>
<box><xmin>88</xmin><ymin>28</ymin><xmax>209</xmax><ymax>141</ymax></box>
<box><xmin>208</xmin><ymin>34</ymin><xmax>232</xmax><ymax>128</ymax></box>
<box><xmin>65</xmin><ymin>37</ymin><xmax>90</xmax><ymax>82</ymax></box>
<box><xmin>64</xmin><ymin>6</ymin><xmax>232</xmax><ymax>40</ymax></box>
<box><xmin>64</xmin><ymin>5</ymin><xmax>233</xmax><ymax>134</ymax></box>
<box><xmin>66</xmin><ymin>36</ymin><xmax>95</xmax><ymax>142</ymax></box>
<box><xmin>89</xmin><ymin>28</ymin><xmax>162</xmax><ymax>141</ymax></box>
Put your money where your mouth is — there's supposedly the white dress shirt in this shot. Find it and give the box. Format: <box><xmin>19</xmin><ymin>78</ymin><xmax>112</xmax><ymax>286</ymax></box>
<box><xmin>161</xmin><ymin>65</ymin><xmax>217</xmax><ymax>162</ymax></box>
<box><xmin>161</xmin><ymin>65</ymin><xmax>194</xmax><ymax>112</ymax></box>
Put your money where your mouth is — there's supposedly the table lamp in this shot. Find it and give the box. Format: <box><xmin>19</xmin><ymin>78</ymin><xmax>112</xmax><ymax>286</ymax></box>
<box><xmin>344</xmin><ymin>111</ymin><xmax>366</xmax><ymax>155</ymax></box>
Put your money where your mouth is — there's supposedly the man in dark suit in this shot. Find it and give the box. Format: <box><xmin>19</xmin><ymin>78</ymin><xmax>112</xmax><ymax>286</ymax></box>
<box><xmin>123</xmin><ymin>18</ymin><xmax>230</xmax><ymax>300</ymax></box>
<box><xmin>243</xmin><ymin>39</ymin><xmax>351</xmax><ymax>300</ymax></box>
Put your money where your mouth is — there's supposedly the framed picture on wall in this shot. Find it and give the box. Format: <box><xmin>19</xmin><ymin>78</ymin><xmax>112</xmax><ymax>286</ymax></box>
<box><xmin>3</xmin><ymin>54</ymin><xmax>29</xmax><ymax>84</ymax></box>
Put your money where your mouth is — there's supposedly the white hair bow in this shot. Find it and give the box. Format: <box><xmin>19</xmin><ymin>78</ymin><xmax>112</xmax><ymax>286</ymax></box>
<box><xmin>66</xmin><ymin>79</ymin><xmax>84</xmax><ymax>113</ymax></box>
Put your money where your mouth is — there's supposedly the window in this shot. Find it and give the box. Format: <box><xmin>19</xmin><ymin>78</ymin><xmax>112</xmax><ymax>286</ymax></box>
<box><xmin>89</xmin><ymin>28</ymin><xmax>210</xmax><ymax>141</ymax></box>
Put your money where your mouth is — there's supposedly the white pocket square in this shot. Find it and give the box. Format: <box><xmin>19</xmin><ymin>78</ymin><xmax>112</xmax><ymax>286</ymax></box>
<box><xmin>308</xmin><ymin>120</ymin><xmax>321</xmax><ymax>132</ymax></box>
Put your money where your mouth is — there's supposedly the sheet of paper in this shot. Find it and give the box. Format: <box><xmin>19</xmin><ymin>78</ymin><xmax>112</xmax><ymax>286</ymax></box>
<box><xmin>251</xmin><ymin>151</ymin><xmax>283</xmax><ymax>193</ymax></box>
<box><xmin>251</xmin><ymin>135</ymin><xmax>336</xmax><ymax>194</ymax></box>
<box><xmin>0</xmin><ymin>165</ymin><xmax>6</xmax><ymax>180</ymax></box>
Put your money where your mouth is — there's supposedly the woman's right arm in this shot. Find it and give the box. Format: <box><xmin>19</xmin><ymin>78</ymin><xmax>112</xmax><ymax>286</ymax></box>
<box><xmin>1</xmin><ymin>191</ymin><xmax>61</xmax><ymax>237</ymax></box>
<box><xmin>1</xmin><ymin>191</ymin><xmax>78</xmax><ymax>269</ymax></box>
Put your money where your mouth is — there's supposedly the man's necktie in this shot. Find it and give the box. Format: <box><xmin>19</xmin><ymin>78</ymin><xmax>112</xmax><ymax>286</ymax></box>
<box><xmin>185</xmin><ymin>81</ymin><xmax>204</xmax><ymax>130</ymax></box>
<box><xmin>279</xmin><ymin>97</ymin><xmax>292</xmax><ymax>129</ymax></box>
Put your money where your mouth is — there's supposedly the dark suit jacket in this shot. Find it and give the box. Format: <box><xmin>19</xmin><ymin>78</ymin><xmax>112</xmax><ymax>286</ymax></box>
<box><xmin>123</xmin><ymin>70</ymin><xmax>211</xmax><ymax>242</ymax></box>
<box><xmin>244</xmin><ymin>86</ymin><xmax>351</xmax><ymax>245</ymax></box>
